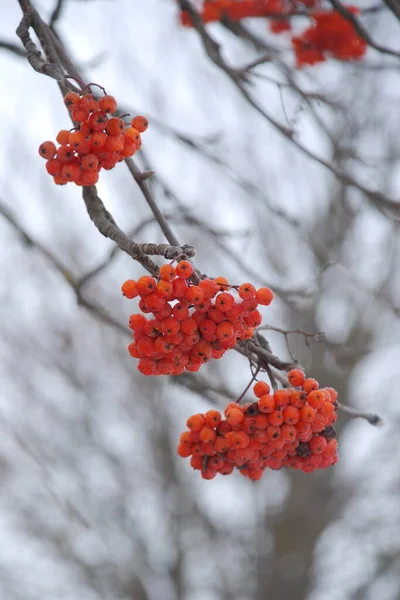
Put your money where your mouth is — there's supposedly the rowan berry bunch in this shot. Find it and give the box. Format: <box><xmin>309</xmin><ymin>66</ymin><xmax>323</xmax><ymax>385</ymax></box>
<box><xmin>179</xmin><ymin>0</ymin><xmax>367</xmax><ymax>67</ymax></box>
<box><xmin>177</xmin><ymin>369</ymin><xmax>338</xmax><ymax>480</ymax></box>
<box><xmin>38</xmin><ymin>87</ymin><xmax>148</xmax><ymax>186</ymax></box>
<box><xmin>292</xmin><ymin>8</ymin><xmax>367</xmax><ymax>66</ymax></box>
<box><xmin>121</xmin><ymin>260</ymin><xmax>274</xmax><ymax>376</ymax></box>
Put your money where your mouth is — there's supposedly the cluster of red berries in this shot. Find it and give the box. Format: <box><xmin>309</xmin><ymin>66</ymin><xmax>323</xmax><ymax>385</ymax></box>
<box><xmin>121</xmin><ymin>260</ymin><xmax>274</xmax><ymax>376</ymax></box>
<box><xmin>180</xmin><ymin>1</ymin><xmax>366</xmax><ymax>67</ymax></box>
<box><xmin>177</xmin><ymin>369</ymin><xmax>338</xmax><ymax>479</ymax></box>
<box><xmin>292</xmin><ymin>8</ymin><xmax>367</xmax><ymax>66</ymax></box>
<box><xmin>38</xmin><ymin>89</ymin><xmax>148</xmax><ymax>186</ymax></box>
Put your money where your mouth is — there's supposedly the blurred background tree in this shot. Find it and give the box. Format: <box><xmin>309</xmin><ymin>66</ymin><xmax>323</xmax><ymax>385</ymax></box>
<box><xmin>0</xmin><ymin>1</ymin><xmax>399</xmax><ymax>599</ymax></box>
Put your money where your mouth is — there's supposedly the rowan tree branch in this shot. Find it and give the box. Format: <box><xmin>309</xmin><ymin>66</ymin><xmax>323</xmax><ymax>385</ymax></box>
<box><xmin>181</xmin><ymin>8</ymin><xmax>400</xmax><ymax>221</ymax></box>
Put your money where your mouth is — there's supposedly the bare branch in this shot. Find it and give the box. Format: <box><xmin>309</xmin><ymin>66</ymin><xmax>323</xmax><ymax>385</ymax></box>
<box><xmin>16</xmin><ymin>14</ymin><xmax>66</xmax><ymax>82</ymax></box>
<box><xmin>338</xmin><ymin>402</ymin><xmax>384</xmax><ymax>425</ymax></box>
<box><xmin>125</xmin><ymin>158</ymin><xmax>182</xmax><ymax>248</ymax></box>
<box><xmin>81</xmin><ymin>186</ymin><xmax>161</xmax><ymax>276</ymax></box>
<box><xmin>49</xmin><ymin>0</ymin><xmax>66</xmax><ymax>29</ymax></box>
<box><xmin>0</xmin><ymin>40</ymin><xmax>26</xmax><ymax>57</ymax></box>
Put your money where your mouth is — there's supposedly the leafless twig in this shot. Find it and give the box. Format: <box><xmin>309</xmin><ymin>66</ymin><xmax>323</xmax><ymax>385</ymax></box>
<box><xmin>338</xmin><ymin>402</ymin><xmax>383</xmax><ymax>425</ymax></box>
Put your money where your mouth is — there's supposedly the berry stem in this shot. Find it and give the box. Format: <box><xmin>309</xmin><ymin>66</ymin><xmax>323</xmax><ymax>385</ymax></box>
<box><xmin>236</xmin><ymin>367</ymin><xmax>261</xmax><ymax>404</ymax></box>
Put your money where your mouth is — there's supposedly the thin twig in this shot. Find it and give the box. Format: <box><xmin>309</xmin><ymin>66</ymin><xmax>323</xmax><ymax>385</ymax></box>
<box><xmin>0</xmin><ymin>40</ymin><xmax>26</xmax><ymax>57</ymax></box>
<box><xmin>236</xmin><ymin>367</ymin><xmax>260</xmax><ymax>404</ymax></box>
<box><xmin>338</xmin><ymin>402</ymin><xmax>383</xmax><ymax>425</ymax></box>
<box><xmin>124</xmin><ymin>158</ymin><xmax>181</xmax><ymax>247</ymax></box>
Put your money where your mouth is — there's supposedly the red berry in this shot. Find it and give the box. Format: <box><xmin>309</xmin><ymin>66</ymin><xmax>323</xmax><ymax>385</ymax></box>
<box><xmin>38</xmin><ymin>141</ymin><xmax>56</xmax><ymax>159</ymax></box>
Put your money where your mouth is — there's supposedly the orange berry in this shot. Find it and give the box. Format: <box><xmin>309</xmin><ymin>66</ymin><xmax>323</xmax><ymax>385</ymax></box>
<box><xmin>320</xmin><ymin>401</ymin><xmax>335</xmax><ymax>420</ymax></box>
<box><xmin>287</xmin><ymin>368</ymin><xmax>305</xmax><ymax>387</ymax></box>
<box><xmin>180</xmin><ymin>318</ymin><xmax>198</xmax><ymax>335</ymax></box>
<box><xmin>231</xmin><ymin>431</ymin><xmax>250</xmax><ymax>449</ymax></box>
<box><xmin>159</xmin><ymin>264</ymin><xmax>176</xmax><ymax>281</ymax></box>
<box><xmin>207</xmin><ymin>306</ymin><xmax>225</xmax><ymax>323</ymax></box>
<box><xmin>88</xmin><ymin>110</ymin><xmax>109</xmax><ymax>131</ymax></box>
<box><xmin>81</xmin><ymin>154</ymin><xmax>99</xmax><ymax>171</ymax></box>
<box><xmin>90</xmin><ymin>131</ymin><xmax>107</xmax><ymax>148</ymax></box>
<box><xmin>245</xmin><ymin>309</ymin><xmax>262</xmax><ymax>328</ymax></box>
<box><xmin>281</xmin><ymin>424</ymin><xmax>297</xmax><ymax>442</ymax></box>
<box><xmin>307</xmin><ymin>390</ymin><xmax>325</xmax><ymax>409</ymax></box>
<box><xmin>186</xmin><ymin>285</ymin><xmax>204</xmax><ymax>304</ymax></box>
<box><xmin>128</xmin><ymin>313</ymin><xmax>146</xmax><ymax>330</ymax></box>
<box><xmin>268</xmin><ymin>410</ymin><xmax>284</xmax><ymax>426</ymax></box>
<box><xmin>136</xmin><ymin>275</ymin><xmax>157</xmax><ymax>296</ymax></box>
<box><xmin>125</xmin><ymin>127</ymin><xmax>141</xmax><ymax>144</ymax></box>
<box><xmin>324</xmin><ymin>387</ymin><xmax>338</xmax><ymax>403</ymax></box>
<box><xmin>303</xmin><ymin>378</ymin><xmax>319</xmax><ymax>393</ymax></box>
<box><xmin>131</xmin><ymin>115</ymin><xmax>149</xmax><ymax>132</ymax></box>
<box><xmin>214</xmin><ymin>276</ymin><xmax>230</xmax><ymax>290</ymax></box>
<box><xmin>71</xmin><ymin>105</ymin><xmax>90</xmax><ymax>123</ymax></box>
<box><xmin>45</xmin><ymin>158</ymin><xmax>62</xmax><ymax>176</ymax></box>
<box><xmin>282</xmin><ymin>405</ymin><xmax>300</xmax><ymax>424</ymax></box>
<box><xmin>106</xmin><ymin>117</ymin><xmax>125</xmax><ymax>136</ymax></box>
<box><xmin>81</xmin><ymin>93</ymin><xmax>99</xmax><ymax>112</ymax></box>
<box><xmin>172</xmin><ymin>278</ymin><xmax>189</xmax><ymax>298</ymax></box>
<box><xmin>238</xmin><ymin>282</ymin><xmax>256</xmax><ymax>300</ymax></box>
<box><xmin>137</xmin><ymin>357</ymin><xmax>156</xmax><ymax>375</ymax></box>
<box><xmin>253</xmin><ymin>381</ymin><xmax>270</xmax><ymax>397</ymax></box>
<box><xmin>256</xmin><ymin>287</ymin><xmax>274</xmax><ymax>305</ymax></box>
<box><xmin>215</xmin><ymin>292</ymin><xmax>235</xmax><ymax>312</ymax></box>
<box><xmin>225</xmin><ymin>408</ymin><xmax>245</xmax><ymax>426</ymax></box>
<box><xmin>137</xmin><ymin>336</ymin><xmax>156</xmax><ymax>356</ymax></box>
<box><xmin>53</xmin><ymin>174</ymin><xmax>68</xmax><ymax>186</ymax></box>
<box><xmin>267</xmin><ymin>425</ymin><xmax>281</xmax><ymax>440</ymax></box>
<box><xmin>61</xmin><ymin>162</ymin><xmax>80</xmax><ymax>182</ymax></box>
<box><xmin>156</xmin><ymin>280</ymin><xmax>173</xmax><ymax>298</ymax></box>
<box><xmin>176</xmin><ymin>260</ymin><xmax>194</xmax><ymax>279</ymax></box>
<box><xmin>106</xmin><ymin>134</ymin><xmax>125</xmax><ymax>152</ymax></box>
<box><xmin>199</xmin><ymin>319</ymin><xmax>217</xmax><ymax>337</ymax></box>
<box><xmin>255</xmin><ymin>414</ymin><xmax>269</xmax><ymax>429</ymax></box>
<box><xmin>38</xmin><ymin>141</ymin><xmax>56</xmax><ymax>159</ymax></box>
<box><xmin>216</xmin><ymin>321</ymin><xmax>234</xmax><ymax>341</ymax></box>
<box><xmin>258</xmin><ymin>394</ymin><xmax>275</xmax><ymax>413</ymax></box>
<box><xmin>177</xmin><ymin>443</ymin><xmax>192</xmax><ymax>458</ymax></box>
<box><xmin>144</xmin><ymin>292</ymin><xmax>165</xmax><ymax>312</ymax></box>
<box><xmin>161</xmin><ymin>317</ymin><xmax>180</xmax><ymax>336</ymax></box>
<box><xmin>214</xmin><ymin>436</ymin><xmax>228</xmax><ymax>453</ymax></box>
<box><xmin>199</xmin><ymin>426</ymin><xmax>217</xmax><ymax>443</ymax></box>
<box><xmin>63</xmin><ymin>91</ymin><xmax>80</xmax><ymax>109</ymax></box>
<box><xmin>81</xmin><ymin>169</ymin><xmax>99</xmax><ymax>186</ymax></box>
<box><xmin>199</xmin><ymin>279</ymin><xmax>220</xmax><ymax>298</ymax></box>
<box><xmin>57</xmin><ymin>145</ymin><xmax>75</xmax><ymax>162</ymax></box>
<box><xmin>99</xmin><ymin>95</ymin><xmax>117</xmax><ymax>113</ymax></box>
<box><xmin>289</xmin><ymin>389</ymin><xmax>307</xmax><ymax>408</ymax></box>
<box><xmin>274</xmin><ymin>389</ymin><xmax>290</xmax><ymax>407</ymax></box>
<box><xmin>204</xmin><ymin>410</ymin><xmax>221</xmax><ymax>428</ymax></box>
<box><xmin>190</xmin><ymin>455</ymin><xmax>203</xmax><ymax>469</ymax></box>
<box><xmin>309</xmin><ymin>435</ymin><xmax>327</xmax><ymax>455</ymax></box>
<box><xmin>300</xmin><ymin>405</ymin><xmax>316</xmax><ymax>422</ymax></box>
<box><xmin>128</xmin><ymin>342</ymin><xmax>140</xmax><ymax>358</ymax></box>
<box><xmin>186</xmin><ymin>414</ymin><xmax>204</xmax><ymax>431</ymax></box>
<box><xmin>56</xmin><ymin>130</ymin><xmax>71</xmax><ymax>146</ymax></box>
